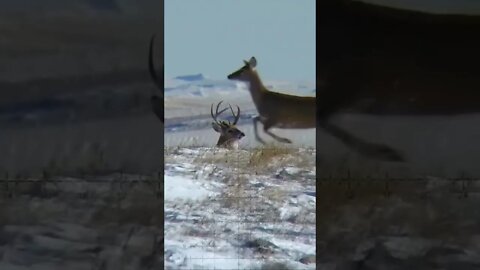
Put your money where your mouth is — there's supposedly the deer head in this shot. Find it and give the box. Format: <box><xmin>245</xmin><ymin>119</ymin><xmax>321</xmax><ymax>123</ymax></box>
<box><xmin>227</xmin><ymin>56</ymin><xmax>257</xmax><ymax>82</ymax></box>
<box><xmin>211</xmin><ymin>101</ymin><xmax>245</xmax><ymax>149</ymax></box>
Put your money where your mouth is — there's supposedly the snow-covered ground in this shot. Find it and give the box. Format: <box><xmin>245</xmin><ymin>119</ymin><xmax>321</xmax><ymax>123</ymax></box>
<box><xmin>164</xmin><ymin>147</ymin><xmax>316</xmax><ymax>270</ymax></box>
<box><xmin>164</xmin><ymin>74</ymin><xmax>316</xmax><ymax>269</ymax></box>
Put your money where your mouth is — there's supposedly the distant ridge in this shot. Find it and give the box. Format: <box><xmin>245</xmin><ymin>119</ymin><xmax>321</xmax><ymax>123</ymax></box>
<box><xmin>174</xmin><ymin>74</ymin><xmax>205</xmax><ymax>82</ymax></box>
<box><xmin>164</xmin><ymin>74</ymin><xmax>315</xmax><ymax>98</ymax></box>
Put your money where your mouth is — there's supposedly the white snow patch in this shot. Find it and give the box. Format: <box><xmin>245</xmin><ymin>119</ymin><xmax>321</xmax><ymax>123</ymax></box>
<box><xmin>279</xmin><ymin>204</ymin><xmax>302</xmax><ymax>221</ymax></box>
<box><xmin>285</xmin><ymin>166</ymin><xmax>303</xmax><ymax>174</ymax></box>
<box><xmin>164</xmin><ymin>174</ymin><xmax>218</xmax><ymax>201</ymax></box>
<box><xmin>165</xmin><ymin>244</ymin><xmax>262</xmax><ymax>270</ymax></box>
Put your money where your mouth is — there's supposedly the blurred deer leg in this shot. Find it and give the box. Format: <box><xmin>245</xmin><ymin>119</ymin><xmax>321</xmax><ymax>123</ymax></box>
<box><xmin>253</xmin><ymin>116</ymin><xmax>266</xmax><ymax>144</ymax></box>
<box><xmin>262</xmin><ymin>120</ymin><xmax>292</xmax><ymax>144</ymax></box>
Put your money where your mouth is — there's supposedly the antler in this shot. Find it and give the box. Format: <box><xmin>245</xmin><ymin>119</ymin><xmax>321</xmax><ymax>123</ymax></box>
<box><xmin>228</xmin><ymin>104</ymin><xmax>241</xmax><ymax>125</ymax></box>
<box><xmin>210</xmin><ymin>101</ymin><xmax>229</xmax><ymax>124</ymax></box>
<box><xmin>148</xmin><ymin>35</ymin><xmax>163</xmax><ymax>95</ymax></box>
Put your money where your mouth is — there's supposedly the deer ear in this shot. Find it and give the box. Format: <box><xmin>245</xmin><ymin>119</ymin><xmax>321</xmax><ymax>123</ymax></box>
<box><xmin>243</xmin><ymin>60</ymin><xmax>249</xmax><ymax>66</ymax></box>
<box><xmin>249</xmin><ymin>57</ymin><xmax>257</xmax><ymax>68</ymax></box>
<box><xmin>212</xmin><ymin>122</ymin><xmax>222</xmax><ymax>132</ymax></box>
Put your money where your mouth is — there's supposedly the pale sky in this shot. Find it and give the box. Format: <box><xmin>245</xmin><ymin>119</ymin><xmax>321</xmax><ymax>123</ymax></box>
<box><xmin>165</xmin><ymin>0</ymin><xmax>316</xmax><ymax>82</ymax></box>
<box><xmin>165</xmin><ymin>0</ymin><xmax>479</xmax><ymax>82</ymax></box>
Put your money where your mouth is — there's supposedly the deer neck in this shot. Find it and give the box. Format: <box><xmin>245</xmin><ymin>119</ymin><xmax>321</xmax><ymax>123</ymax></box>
<box><xmin>216</xmin><ymin>136</ymin><xmax>230</xmax><ymax>147</ymax></box>
<box><xmin>245</xmin><ymin>70</ymin><xmax>267</xmax><ymax>108</ymax></box>
<box><xmin>216</xmin><ymin>136</ymin><xmax>238</xmax><ymax>150</ymax></box>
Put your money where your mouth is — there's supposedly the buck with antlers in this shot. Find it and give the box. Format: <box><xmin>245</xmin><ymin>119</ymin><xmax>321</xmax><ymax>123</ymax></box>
<box><xmin>227</xmin><ymin>57</ymin><xmax>316</xmax><ymax>145</ymax></box>
<box><xmin>148</xmin><ymin>34</ymin><xmax>164</xmax><ymax>122</ymax></box>
<box><xmin>210</xmin><ymin>101</ymin><xmax>245</xmax><ymax>150</ymax></box>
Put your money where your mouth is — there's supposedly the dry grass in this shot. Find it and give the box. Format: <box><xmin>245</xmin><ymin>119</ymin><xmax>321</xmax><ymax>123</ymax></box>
<box><xmin>0</xmin><ymin>199</ymin><xmax>43</xmax><ymax>226</ymax></box>
<box><xmin>168</xmin><ymin>145</ymin><xmax>315</xmax><ymax>174</ymax></box>
<box><xmin>90</xmin><ymin>200</ymin><xmax>162</xmax><ymax>226</ymax></box>
<box><xmin>318</xmin><ymin>179</ymin><xmax>424</xmax><ymax>203</ymax></box>
<box><xmin>0</xmin><ymin>172</ymin><xmax>163</xmax><ymax>228</ymax></box>
<box><xmin>260</xmin><ymin>188</ymin><xmax>289</xmax><ymax>205</ymax></box>
<box><xmin>247</xmin><ymin>146</ymin><xmax>297</xmax><ymax>170</ymax></box>
<box><xmin>0</xmin><ymin>114</ymin><xmax>163</xmax><ymax>177</ymax></box>
<box><xmin>315</xmin><ymin>177</ymin><xmax>480</xmax><ymax>251</ymax></box>
<box><xmin>316</xmin><ymin>180</ymin><xmax>425</xmax><ymax>225</ymax></box>
<box><xmin>259</xmin><ymin>262</ymin><xmax>295</xmax><ymax>270</ymax></box>
<box><xmin>217</xmin><ymin>186</ymin><xmax>287</xmax><ymax>222</ymax></box>
<box><xmin>218</xmin><ymin>174</ymin><xmax>250</xmax><ymax>209</ymax></box>
<box><xmin>165</xmin><ymin>145</ymin><xmax>315</xmax><ymax>220</ymax></box>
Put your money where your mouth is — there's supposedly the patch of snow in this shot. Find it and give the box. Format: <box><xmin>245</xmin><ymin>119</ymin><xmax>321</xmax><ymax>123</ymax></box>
<box><xmin>285</xmin><ymin>166</ymin><xmax>303</xmax><ymax>175</ymax></box>
<box><xmin>165</xmin><ymin>242</ymin><xmax>261</xmax><ymax>270</ymax></box>
<box><xmin>164</xmin><ymin>174</ymin><xmax>219</xmax><ymax>201</ymax></box>
<box><xmin>279</xmin><ymin>204</ymin><xmax>302</xmax><ymax>221</ymax></box>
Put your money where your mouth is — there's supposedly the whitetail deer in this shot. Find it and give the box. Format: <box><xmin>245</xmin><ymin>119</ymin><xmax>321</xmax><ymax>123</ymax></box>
<box><xmin>148</xmin><ymin>34</ymin><xmax>163</xmax><ymax>122</ymax></box>
<box><xmin>312</xmin><ymin>0</ymin><xmax>480</xmax><ymax>162</ymax></box>
<box><xmin>227</xmin><ymin>57</ymin><xmax>316</xmax><ymax>145</ymax></box>
<box><xmin>210</xmin><ymin>101</ymin><xmax>245</xmax><ymax>150</ymax></box>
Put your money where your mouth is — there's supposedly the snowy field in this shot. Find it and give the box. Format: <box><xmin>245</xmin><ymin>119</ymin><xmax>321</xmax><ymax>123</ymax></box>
<box><xmin>164</xmin><ymin>147</ymin><xmax>315</xmax><ymax>270</ymax></box>
<box><xmin>164</xmin><ymin>74</ymin><xmax>316</xmax><ymax>269</ymax></box>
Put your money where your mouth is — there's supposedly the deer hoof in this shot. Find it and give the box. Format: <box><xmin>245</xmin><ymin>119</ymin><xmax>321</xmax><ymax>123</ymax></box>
<box><xmin>276</xmin><ymin>137</ymin><xmax>292</xmax><ymax>143</ymax></box>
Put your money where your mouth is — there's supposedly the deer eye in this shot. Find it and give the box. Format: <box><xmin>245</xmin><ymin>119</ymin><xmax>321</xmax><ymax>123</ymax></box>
<box><xmin>228</xmin><ymin>130</ymin><xmax>233</xmax><ymax>133</ymax></box>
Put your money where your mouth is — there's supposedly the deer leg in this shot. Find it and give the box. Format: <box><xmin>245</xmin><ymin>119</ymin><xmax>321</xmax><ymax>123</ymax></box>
<box><xmin>151</xmin><ymin>96</ymin><xmax>163</xmax><ymax>122</ymax></box>
<box><xmin>253</xmin><ymin>116</ymin><xmax>266</xmax><ymax>144</ymax></box>
<box><xmin>319</xmin><ymin>121</ymin><xmax>404</xmax><ymax>162</ymax></box>
<box><xmin>262</xmin><ymin>120</ymin><xmax>292</xmax><ymax>144</ymax></box>
<box><xmin>317</xmin><ymin>81</ymin><xmax>404</xmax><ymax>162</ymax></box>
